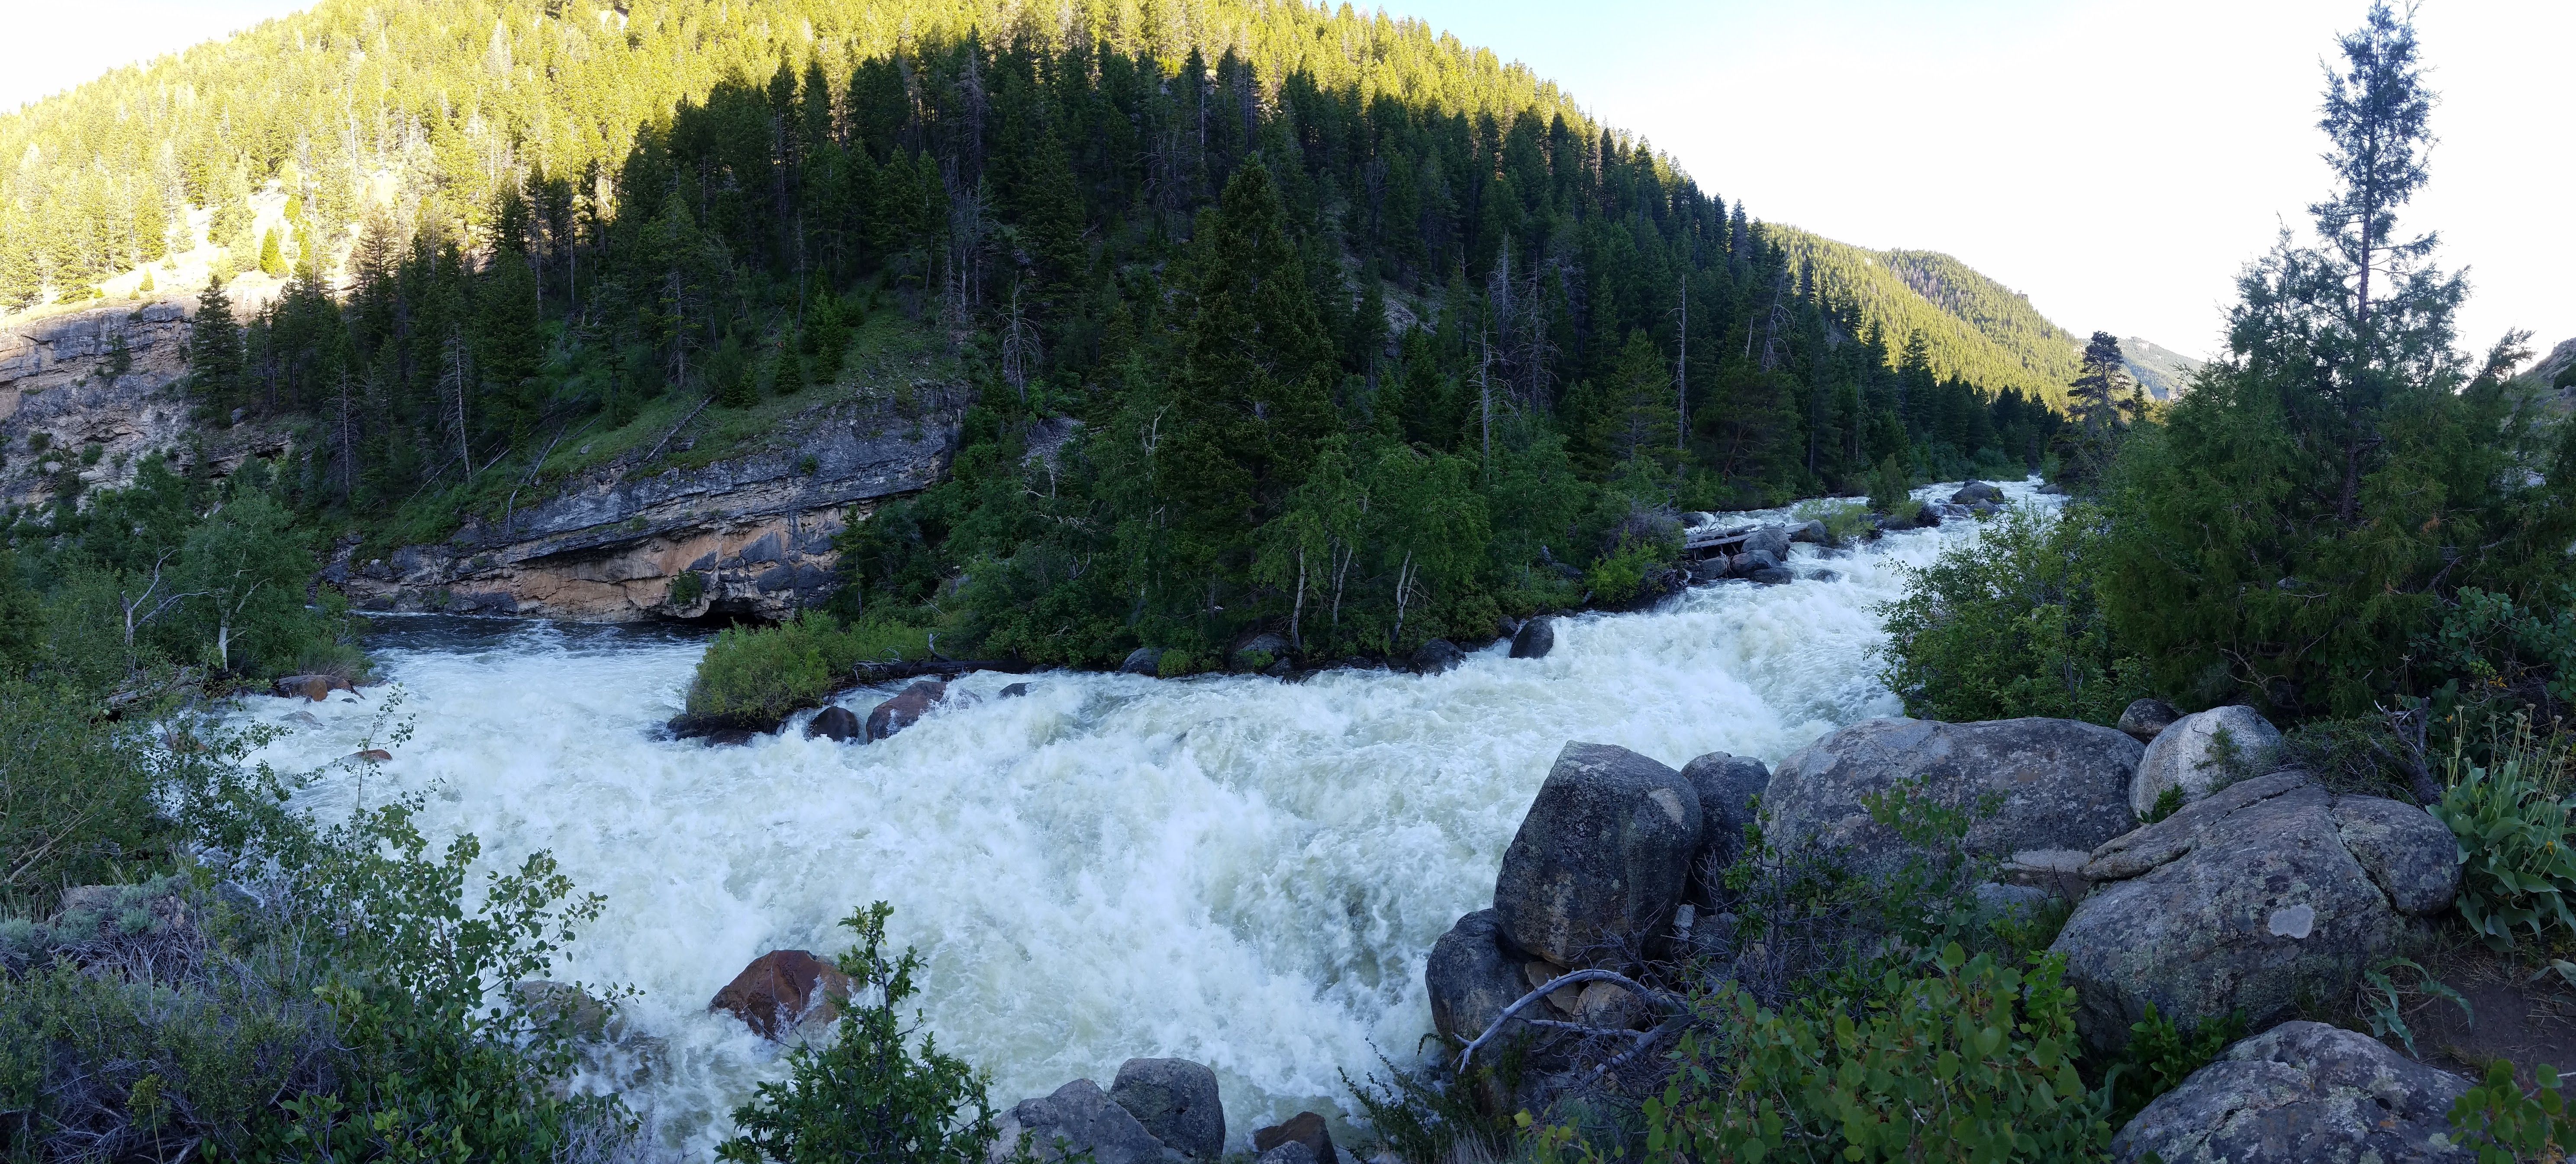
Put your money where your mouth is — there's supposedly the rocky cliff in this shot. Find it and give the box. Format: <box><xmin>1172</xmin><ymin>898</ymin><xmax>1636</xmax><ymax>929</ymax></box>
<box><xmin>0</xmin><ymin>297</ymin><xmax>289</xmax><ymax>508</ymax></box>
<box><xmin>3</xmin><ymin>295</ymin><xmax>960</xmax><ymax>624</ymax></box>
<box><xmin>330</xmin><ymin>405</ymin><xmax>954</xmax><ymax>622</ymax></box>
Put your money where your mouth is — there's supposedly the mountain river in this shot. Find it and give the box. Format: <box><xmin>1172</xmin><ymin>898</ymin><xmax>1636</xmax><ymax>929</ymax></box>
<box><xmin>239</xmin><ymin>479</ymin><xmax>2049</xmax><ymax>1155</ymax></box>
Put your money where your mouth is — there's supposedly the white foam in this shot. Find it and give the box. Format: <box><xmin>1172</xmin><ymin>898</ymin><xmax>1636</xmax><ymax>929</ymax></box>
<box><xmin>242</xmin><ymin>479</ymin><xmax>2050</xmax><ymax>1157</ymax></box>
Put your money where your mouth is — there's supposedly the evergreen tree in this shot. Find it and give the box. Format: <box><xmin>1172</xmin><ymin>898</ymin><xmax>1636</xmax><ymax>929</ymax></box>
<box><xmin>258</xmin><ymin>226</ymin><xmax>285</xmax><ymax>277</ymax></box>
<box><xmin>187</xmin><ymin>278</ymin><xmax>244</xmax><ymax>408</ymax></box>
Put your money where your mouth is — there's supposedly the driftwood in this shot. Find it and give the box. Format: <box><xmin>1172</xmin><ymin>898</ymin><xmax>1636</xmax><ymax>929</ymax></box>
<box><xmin>1455</xmin><ymin>968</ymin><xmax>1683</xmax><ymax>1073</ymax></box>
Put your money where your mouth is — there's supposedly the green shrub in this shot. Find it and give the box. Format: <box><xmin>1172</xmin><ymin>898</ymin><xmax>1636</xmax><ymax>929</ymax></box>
<box><xmin>668</xmin><ymin>570</ymin><xmax>706</xmax><ymax>608</ymax></box>
<box><xmin>2431</xmin><ymin>724</ymin><xmax>2576</xmax><ymax>951</ymax></box>
<box><xmin>1641</xmin><ymin>946</ymin><xmax>2112</xmax><ymax>1163</ymax></box>
<box><xmin>1156</xmin><ymin>649</ymin><xmax>1201</xmax><ymax>678</ymax></box>
<box><xmin>1866</xmin><ymin>454</ymin><xmax>1912</xmax><ymax>513</ymax></box>
<box><xmin>2104</xmin><ymin>1003</ymin><xmax>2243</xmax><ymax>1125</ymax></box>
<box><xmin>1793</xmin><ymin>498</ymin><xmax>1873</xmax><ymax>545</ymax></box>
<box><xmin>719</xmin><ymin>902</ymin><xmax>1020</xmax><ymax>1164</ymax></box>
<box><xmin>1878</xmin><ymin>503</ymin><xmax>2146</xmax><ymax>725</ymax></box>
<box><xmin>686</xmin><ymin>612</ymin><xmax>932</xmax><ymax>723</ymax></box>
<box><xmin>1583</xmin><ymin>538</ymin><xmax>1667</xmax><ymax>605</ymax></box>
<box><xmin>2450</xmin><ymin>1060</ymin><xmax>2575</xmax><ymax>1163</ymax></box>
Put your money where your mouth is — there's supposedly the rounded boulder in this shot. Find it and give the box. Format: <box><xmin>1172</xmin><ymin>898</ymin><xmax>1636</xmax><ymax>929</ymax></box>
<box><xmin>1493</xmin><ymin>743</ymin><xmax>1700</xmax><ymax>968</ymax></box>
<box><xmin>2112</xmin><ymin>1022</ymin><xmax>2472</xmax><ymax>1163</ymax></box>
<box><xmin>1509</xmin><ymin>617</ymin><xmax>1556</xmax><ymax>660</ymax></box>
<box><xmin>1110</xmin><ymin>1058</ymin><xmax>1225</xmax><ymax>1161</ymax></box>
<box><xmin>2131</xmin><ymin>705</ymin><xmax>2282</xmax><ymax>817</ymax></box>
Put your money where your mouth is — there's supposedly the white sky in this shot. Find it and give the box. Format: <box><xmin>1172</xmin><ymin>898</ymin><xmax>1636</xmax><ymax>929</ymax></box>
<box><xmin>9</xmin><ymin>0</ymin><xmax>2568</xmax><ymax>361</ymax></box>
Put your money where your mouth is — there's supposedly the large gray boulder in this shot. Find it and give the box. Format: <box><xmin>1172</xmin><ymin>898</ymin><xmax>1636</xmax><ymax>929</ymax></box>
<box><xmin>1760</xmin><ymin>718</ymin><xmax>2144</xmax><ymax>881</ymax></box>
<box><xmin>1120</xmin><ymin>648</ymin><xmax>1165</xmax><ymax>676</ymax></box>
<box><xmin>1410</xmin><ymin>638</ymin><xmax>1467</xmax><ymax>676</ymax></box>
<box><xmin>1743</xmin><ymin>525</ymin><xmax>1793</xmax><ymax>559</ymax></box>
<box><xmin>1680</xmin><ymin>751</ymin><xmax>1770</xmax><ymax>884</ymax></box>
<box><xmin>1493</xmin><ymin>743</ymin><xmax>1700</xmax><ymax>968</ymax></box>
<box><xmin>1109</xmin><ymin>1058</ymin><xmax>1225</xmax><ymax>1161</ymax></box>
<box><xmin>2131</xmin><ymin>705</ymin><xmax>2281</xmax><ymax>816</ymax></box>
<box><xmin>1951</xmin><ymin>481</ymin><xmax>2006</xmax><ymax>505</ymax></box>
<box><xmin>2112</xmin><ymin>1021</ymin><xmax>2473</xmax><ymax>1163</ymax></box>
<box><xmin>1509</xmin><ymin>617</ymin><xmax>1556</xmax><ymax>660</ymax></box>
<box><xmin>1425</xmin><ymin>909</ymin><xmax>1530</xmax><ymax>1046</ymax></box>
<box><xmin>805</xmin><ymin>705</ymin><xmax>862</xmax><ymax>741</ymax></box>
<box><xmin>2053</xmin><ymin>772</ymin><xmax>2460</xmax><ymax>1054</ymax></box>
<box><xmin>994</xmin><ymin>1079</ymin><xmax>1181</xmax><ymax>1164</ymax></box>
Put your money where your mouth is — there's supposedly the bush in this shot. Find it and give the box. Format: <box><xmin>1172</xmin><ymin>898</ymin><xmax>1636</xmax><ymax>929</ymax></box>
<box><xmin>2451</xmin><ymin>1060</ymin><xmax>2576</xmax><ymax>1162</ymax></box>
<box><xmin>1865</xmin><ymin>454</ymin><xmax>1912</xmax><ymax>513</ymax></box>
<box><xmin>1641</xmin><ymin>946</ymin><xmax>2112</xmax><ymax>1163</ymax></box>
<box><xmin>2431</xmin><ymin>721</ymin><xmax>2576</xmax><ymax>951</ymax></box>
<box><xmin>1878</xmin><ymin>504</ymin><xmax>2145</xmax><ymax>725</ymax></box>
<box><xmin>2103</xmin><ymin>1003</ymin><xmax>2243</xmax><ymax>1125</ymax></box>
<box><xmin>719</xmin><ymin>902</ymin><xmax>1018</xmax><ymax>1164</ymax></box>
<box><xmin>1793</xmin><ymin>498</ymin><xmax>1873</xmax><ymax>545</ymax></box>
<box><xmin>1583</xmin><ymin>537</ymin><xmax>1667</xmax><ymax>605</ymax></box>
<box><xmin>686</xmin><ymin>611</ymin><xmax>931</xmax><ymax>724</ymax></box>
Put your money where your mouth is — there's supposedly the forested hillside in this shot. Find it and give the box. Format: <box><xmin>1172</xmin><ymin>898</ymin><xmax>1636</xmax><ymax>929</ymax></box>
<box><xmin>1767</xmin><ymin>226</ymin><xmax>2088</xmax><ymax>406</ymax></box>
<box><xmin>0</xmin><ymin>0</ymin><xmax>2067</xmax><ymax>669</ymax></box>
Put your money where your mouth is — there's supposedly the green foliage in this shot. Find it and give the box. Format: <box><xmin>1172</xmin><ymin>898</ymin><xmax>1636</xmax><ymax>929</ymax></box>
<box><xmin>1770</xmin><ymin>227</ymin><xmax>2085</xmax><ymax>407</ymax></box>
<box><xmin>2450</xmin><ymin>1060</ymin><xmax>2576</xmax><ymax>1163</ymax></box>
<box><xmin>1583</xmin><ymin>537</ymin><xmax>1670</xmax><ymax>605</ymax></box>
<box><xmin>2143</xmin><ymin>786</ymin><xmax>2185</xmax><ymax>824</ymax></box>
<box><xmin>1865</xmin><ymin>455</ymin><xmax>1912</xmax><ymax>513</ymax></box>
<box><xmin>718</xmin><ymin>902</ymin><xmax>1015</xmax><ymax>1164</ymax></box>
<box><xmin>2356</xmin><ymin>956</ymin><xmax>2470</xmax><ymax>1057</ymax></box>
<box><xmin>686</xmin><ymin>611</ymin><xmax>929</xmax><ymax>723</ymax></box>
<box><xmin>2103</xmin><ymin>1003</ymin><xmax>2243</xmax><ymax>1125</ymax></box>
<box><xmin>1879</xmin><ymin>504</ymin><xmax>2145</xmax><ymax>724</ymax></box>
<box><xmin>1792</xmin><ymin>499</ymin><xmax>1873</xmax><ymax>546</ymax></box>
<box><xmin>1641</xmin><ymin>946</ymin><xmax>2112</xmax><ymax>1163</ymax></box>
<box><xmin>2431</xmin><ymin>724</ymin><xmax>2576</xmax><ymax>951</ymax></box>
<box><xmin>668</xmin><ymin>570</ymin><xmax>706</xmax><ymax>608</ymax></box>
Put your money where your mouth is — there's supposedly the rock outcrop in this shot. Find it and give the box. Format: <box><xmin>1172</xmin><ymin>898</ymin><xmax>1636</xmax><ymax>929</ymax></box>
<box><xmin>1492</xmin><ymin>743</ymin><xmax>1699</xmax><ymax>968</ymax></box>
<box><xmin>2052</xmin><ymin>772</ymin><xmax>2459</xmax><ymax>1053</ymax></box>
<box><xmin>805</xmin><ymin>705</ymin><xmax>862</xmax><ymax>741</ymax></box>
<box><xmin>1761</xmin><ymin>717</ymin><xmax>2143</xmax><ymax>880</ymax></box>
<box><xmin>1510</xmin><ymin>617</ymin><xmax>1556</xmax><ymax>660</ymax></box>
<box><xmin>1109</xmin><ymin>1058</ymin><xmax>1225</xmax><ymax>1161</ymax></box>
<box><xmin>1679</xmin><ymin>751</ymin><xmax>1769</xmax><ymax>885</ymax></box>
<box><xmin>2131</xmin><ymin>705</ymin><xmax>2282</xmax><ymax>816</ymax></box>
<box><xmin>1252</xmin><ymin>1112</ymin><xmax>1339</xmax><ymax>1164</ymax></box>
<box><xmin>333</xmin><ymin>402</ymin><xmax>954</xmax><ymax>622</ymax></box>
<box><xmin>0</xmin><ymin>298</ymin><xmax>284</xmax><ymax>509</ymax></box>
<box><xmin>709</xmin><ymin>950</ymin><xmax>851</xmax><ymax>1040</ymax></box>
<box><xmin>993</xmin><ymin>1079</ymin><xmax>1180</xmax><ymax>1164</ymax></box>
<box><xmin>2112</xmin><ymin>1022</ymin><xmax>2473</xmax><ymax>1163</ymax></box>
<box><xmin>1426</xmin><ymin>909</ymin><xmax>1532</xmax><ymax>1046</ymax></box>
<box><xmin>864</xmin><ymin>680</ymin><xmax>948</xmax><ymax>741</ymax></box>
<box><xmin>2116</xmin><ymin>698</ymin><xmax>2182</xmax><ymax>743</ymax></box>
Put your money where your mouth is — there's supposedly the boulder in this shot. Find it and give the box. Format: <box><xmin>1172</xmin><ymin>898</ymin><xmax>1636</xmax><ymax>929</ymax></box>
<box><xmin>2116</xmin><ymin>698</ymin><xmax>2183</xmax><ymax>743</ymax></box>
<box><xmin>1233</xmin><ymin>633</ymin><xmax>1290</xmax><ymax>671</ymax></box>
<box><xmin>351</xmin><ymin>748</ymin><xmax>392</xmax><ymax>763</ymax></box>
<box><xmin>1788</xmin><ymin>520</ymin><xmax>1832</xmax><ymax>546</ymax></box>
<box><xmin>2131</xmin><ymin>705</ymin><xmax>2282</xmax><ymax>817</ymax></box>
<box><xmin>1109</xmin><ymin>1058</ymin><xmax>1225</xmax><ymax>1161</ymax></box>
<box><xmin>1252</xmin><ymin>1112</ymin><xmax>1339</xmax><ymax>1164</ymax></box>
<box><xmin>1747</xmin><ymin>566</ymin><xmax>1794</xmax><ymax>586</ymax></box>
<box><xmin>2053</xmin><ymin>772</ymin><xmax>2460</xmax><ymax>1054</ymax></box>
<box><xmin>1509</xmin><ymin>617</ymin><xmax>1556</xmax><ymax>660</ymax></box>
<box><xmin>274</xmin><ymin>673</ymin><xmax>356</xmax><ymax>701</ymax></box>
<box><xmin>2111</xmin><ymin>1021</ymin><xmax>2473</xmax><ymax>1164</ymax></box>
<box><xmin>1680</xmin><ymin>751</ymin><xmax>1770</xmax><ymax>883</ymax></box>
<box><xmin>865</xmin><ymin>680</ymin><xmax>948</xmax><ymax>742</ymax></box>
<box><xmin>1254</xmin><ymin>1145</ymin><xmax>1315</xmax><ymax>1164</ymax></box>
<box><xmin>2037</xmin><ymin>481</ymin><xmax>2070</xmax><ymax>496</ymax></box>
<box><xmin>1426</xmin><ymin>909</ymin><xmax>1531</xmax><ymax>1046</ymax></box>
<box><xmin>1493</xmin><ymin>743</ymin><xmax>1700</xmax><ymax>968</ymax></box>
<box><xmin>1743</xmin><ymin>525</ymin><xmax>1793</xmax><ymax>559</ymax></box>
<box><xmin>513</xmin><ymin>980</ymin><xmax>613</xmax><ymax>1041</ymax></box>
<box><xmin>1120</xmin><ymin>648</ymin><xmax>1165</xmax><ymax>676</ymax></box>
<box><xmin>1000</xmin><ymin>682</ymin><xmax>1032</xmax><ymax>698</ymax></box>
<box><xmin>1761</xmin><ymin>718</ymin><xmax>2144</xmax><ymax>881</ymax></box>
<box><xmin>709</xmin><ymin>950</ymin><xmax>851</xmax><ymax>1040</ymax></box>
<box><xmin>1411</xmin><ymin>638</ymin><xmax>1467</xmax><ymax>676</ymax></box>
<box><xmin>1952</xmin><ymin>481</ymin><xmax>2006</xmax><ymax>505</ymax></box>
<box><xmin>995</xmin><ymin>1079</ymin><xmax>1179</xmax><ymax>1164</ymax></box>
<box><xmin>1686</xmin><ymin>558</ymin><xmax>1731</xmax><ymax>582</ymax></box>
<box><xmin>805</xmin><ymin>705</ymin><xmax>863</xmax><ymax>741</ymax></box>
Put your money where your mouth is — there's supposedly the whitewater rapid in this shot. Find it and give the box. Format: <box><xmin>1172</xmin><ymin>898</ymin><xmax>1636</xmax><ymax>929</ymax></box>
<box><xmin>243</xmin><ymin>481</ymin><xmax>2045</xmax><ymax>1156</ymax></box>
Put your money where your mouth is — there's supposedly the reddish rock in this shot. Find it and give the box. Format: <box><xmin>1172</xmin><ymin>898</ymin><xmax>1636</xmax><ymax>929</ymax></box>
<box><xmin>274</xmin><ymin>674</ymin><xmax>356</xmax><ymax>701</ymax></box>
<box><xmin>709</xmin><ymin>950</ymin><xmax>853</xmax><ymax>1040</ymax></box>
<box><xmin>864</xmin><ymin>680</ymin><xmax>948</xmax><ymax>742</ymax></box>
<box><xmin>352</xmin><ymin>749</ymin><xmax>392</xmax><ymax>763</ymax></box>
<box><xmin>1252</xmin><ymin>1112</ymin><xmax>1340</xmax><ymax>1164</ymax></box>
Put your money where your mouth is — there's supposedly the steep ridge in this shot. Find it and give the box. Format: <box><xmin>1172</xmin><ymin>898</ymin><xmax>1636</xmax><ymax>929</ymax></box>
<box><xmin>1769</xmin><ymin>226</ymin><xmax>2084</xmax><ymax>404</ymax></box>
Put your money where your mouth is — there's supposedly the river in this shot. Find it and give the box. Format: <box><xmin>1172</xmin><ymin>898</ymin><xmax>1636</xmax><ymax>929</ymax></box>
<box><xmin>241</xmin><ymin>480</ymin><xmax>2046</xmax><ymax>1156</ymax></box>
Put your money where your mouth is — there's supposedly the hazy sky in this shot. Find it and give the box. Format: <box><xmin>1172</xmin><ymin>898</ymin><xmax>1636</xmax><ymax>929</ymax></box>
<box><xmin>11</xmin><ymin>0</ymin><xmax>2568</xmax><ymax>361</ymax></box>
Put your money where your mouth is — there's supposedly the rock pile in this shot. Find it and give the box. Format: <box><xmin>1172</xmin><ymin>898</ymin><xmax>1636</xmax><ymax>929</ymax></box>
<box><xmin>989</xmin><ymin>1057</ymin><xmax>1231</xmax><ymax>1164</ymax></box>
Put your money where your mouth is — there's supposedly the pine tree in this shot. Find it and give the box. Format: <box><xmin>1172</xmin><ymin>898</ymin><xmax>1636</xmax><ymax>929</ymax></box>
<box><xmin>187</xmin><ymin>278</ymin><xmax>244</xmax><ymax>408</ymax></box>
<box><xmin>258</xmin><ymin>226</ymin><xmax>285</xmax><ymax>277</ymax></box>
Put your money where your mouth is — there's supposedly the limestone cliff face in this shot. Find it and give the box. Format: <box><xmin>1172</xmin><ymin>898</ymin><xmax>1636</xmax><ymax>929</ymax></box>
<box><xmin>4</xmin><ymin>296</ymin><xmax>959</xmax><ymax>624</ymax></box>
<box><xmin>331</xmin><ymin>407</ymin><xmax>954</xmax><ymax>622</ymax></box>
<box><xmin>0</xmin><ymin>297</ymin><xmax>286</xmax><ymax>508</ymax></box>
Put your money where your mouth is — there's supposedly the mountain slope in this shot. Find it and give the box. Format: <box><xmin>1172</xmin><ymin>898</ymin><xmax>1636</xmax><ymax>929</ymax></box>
<box><xmin>2119</xmin><ymin>335</ymin><xmax>2206</xmax><ymax>401</ymax></box>
<box><xmin>1769</xmin><ymin>226</ymin><xmax>2083</xmax><ymax>406</ymax></box>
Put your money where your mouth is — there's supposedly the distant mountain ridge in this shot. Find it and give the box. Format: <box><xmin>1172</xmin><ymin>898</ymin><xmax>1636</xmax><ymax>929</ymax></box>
<box><xmin>2120</xmin><ymin>335</ymin><xmax>2206</xmax><ymax>401</ymax></box>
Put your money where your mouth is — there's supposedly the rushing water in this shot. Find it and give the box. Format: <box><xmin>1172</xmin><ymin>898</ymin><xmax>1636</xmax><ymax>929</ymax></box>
<box><xmin>242</xmin><ymin>480</ymin><xmax>2046</xmax><ymax>1156</ymax></box>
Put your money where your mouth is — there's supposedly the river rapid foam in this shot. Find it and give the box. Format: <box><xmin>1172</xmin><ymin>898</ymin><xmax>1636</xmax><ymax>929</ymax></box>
<box><xmin>243</xmin><ymin>481</ymin><xmax>2048</xmax><ymax>1155</ymax></box>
